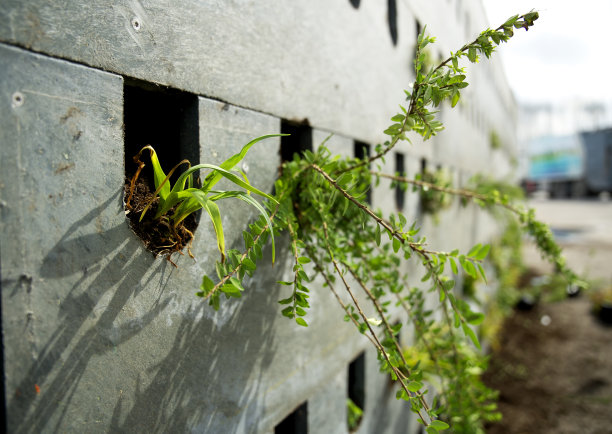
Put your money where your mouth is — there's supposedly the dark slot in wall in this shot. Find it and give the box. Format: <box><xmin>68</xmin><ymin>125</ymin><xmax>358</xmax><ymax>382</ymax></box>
<box><xmin>354</xmin><ymin>141</ymin><xmax>372</xmax><ymax>204</ymax></box>
<box><xmin>348</xmin><ymin>351</ymin><xmax>366</xmax><ymax>413</ymax></box>
<box><xmin>414</xmin><ymin>19</ymin><xmax>422</xmax><ymax>60</ymax></box>
<box><xmin>280</xmin><ymin>121</ymin><xmax>313</xmax><ymax>163</ymax></box>
<box><xmin>0</xmin><ymin>260</ymin><xmax>5</xmax><ymax>433</ymax></box>
<box><xmin>123</xmin><ymin>79</ymin><xmax>199</xmax><ymax>185</ymax></box>
<box><xmin>387</xmin><ymin>0</ymin><xmax>398</xmax><ymax>46</ymax></box>
<box><xmin>395</xmin><ymin>152</ymin><xmax>406</xmax><ymax>210</ymax></box>
<box><xmin>418</xmin><ymin>158</ymin><xmax>427</xmax><ymax>217</ymax></box>
<box><xmin>275</xmin><ymin>401</ymin><xmax>308</xmax><ymax>434</ymax></box>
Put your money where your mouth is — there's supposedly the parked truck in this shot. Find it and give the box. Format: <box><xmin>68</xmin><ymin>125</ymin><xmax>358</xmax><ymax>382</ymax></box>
<box><xmin>526</xmin><ymin>128</ymin><xmax>612</xmax><ymax>197</ymax></box>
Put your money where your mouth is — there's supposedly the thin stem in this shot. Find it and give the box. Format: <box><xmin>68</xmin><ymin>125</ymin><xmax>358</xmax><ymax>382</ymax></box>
<box><xmin>336</xmin><ymin>13</ymin><xmax>536</xmax><ymax>176</ymax></box>
<box><xmin>307</xmin><ymin>248</ymin><xmax>378</xmax><ymax>349</ymax></box>
<box><xmin>312</xmin><ymin>164</ymin><xmax>468</xmax><ymax>258</ymax></box>
<box><xmin>373</xmin><ymin>171</ymin><xmax>520</xmax><ymax>214</ymax></box>
<box><xmin>205</xmin><ymin>199</ymin><xmax>282</xmax><ymax>300</ymax></box>
<box><xmin>343</xmin><ymin>263</ymin><xmax>411</xmax><ymax>370</ymax></box>
<box><xmin>321</xmin><ymin>222</ymin><xmax>432</xmax><ymax>425</ymax></box>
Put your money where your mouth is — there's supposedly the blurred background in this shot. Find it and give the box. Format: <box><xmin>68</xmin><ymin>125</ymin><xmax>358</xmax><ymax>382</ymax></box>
<box><xmin>483</xmin><ymin>0</ymin><xmax>612</xmax><ymax>285</ymax></box>
<box><xmin>480</xmin><ymin>3</ymin><xmax>612</xmax><ymax>432</ymax></box>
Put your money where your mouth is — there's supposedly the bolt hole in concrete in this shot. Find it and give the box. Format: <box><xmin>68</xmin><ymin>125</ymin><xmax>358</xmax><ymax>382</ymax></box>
<box><xmin>131</xmin><ymin>17</ymin><xmax>141</xmax><ymax>31</ymax></box>
<box><xmin>123</xmin><ymin>79</ymin><xmax>200</xmax><ymax>260</ymax></box>
<box><xmin>12</xmin><ymin>91</ymin><xmax>24</xmax><ymax>108</ymax></box>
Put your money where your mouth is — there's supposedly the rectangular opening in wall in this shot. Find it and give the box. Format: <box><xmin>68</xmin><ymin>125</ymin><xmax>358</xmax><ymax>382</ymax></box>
<box><xmin>418</xmin><ymin>158</ymin><xmax>427</xmax><ymax>217</ymax></box>
<box><xmin>280</xmin><ymin>120</ymin><xmax>312</xmax><ymax>162</ymax></box>
<box><xmin>354</xmin><ymin>141</ymin><xmax>372</xmax><ymax>204</ymax></box>
<box><xmin>123</xmin><ymin>79</ymin><xmax>199</xmax><ymax>185</ymax></box>
<box><xmin>395</xmin><ymin>152</ymin><xmax>406</xmax><ymax>210</ymax></box>
<box><xmin>414</xmin><ymin>19</ymin><xmax>422</xmax><ymax>59</ymax></box>
<box><xmin>387</xmin><ymin>321</ymin><xmax>402</xmax><ymax>387</ymax></box>
<box><xmin>348</xmin><ymin>351</ymin><xmax>366</xmax><ymax>430</ymax></box>
<box><xmin>274</xmin><ymin>401</ymin><xmax>308</xmax><ymax>434</ymax></box>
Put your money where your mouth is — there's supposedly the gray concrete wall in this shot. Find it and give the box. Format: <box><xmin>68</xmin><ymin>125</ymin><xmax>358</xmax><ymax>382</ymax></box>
<box><xmin>1</xmin><ymin>1</ymin><xmax>516</xmax><ymax>432</ymax></box>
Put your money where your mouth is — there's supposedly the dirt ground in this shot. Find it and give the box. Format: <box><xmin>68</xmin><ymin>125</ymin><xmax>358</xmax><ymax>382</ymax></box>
<box><xmin>484</xmin><ymin>298</ymin><xmax>612</xmax><ymax>434</ymax></box>
<box><xmin>483</xmin><ymin>199</ymin><xmax>612</xmax><ymax>434</ymax></box>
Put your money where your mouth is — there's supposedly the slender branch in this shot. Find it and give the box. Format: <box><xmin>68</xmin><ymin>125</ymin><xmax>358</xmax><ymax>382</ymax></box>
<box><xmin>307</xmin><ymin>248</ymin><xmax>378</xmax><ymax>348</ymax></box>
<box><xmin>312</xmin><ymin>164</ymin><xmax>475</xmax><ymax>260</ymax></box>
<box><xmin>373</xmin><ymin>171</ymin><xmax>520</xmax><ymax>214</ymax></box>
<box><xmin>321</xmin><ymin>222</ymin><xmax>432</xmax><ymax>424</ymax></box>
<box><xmin>343</xmin><ymin>262</ymin><xmax>412</xmax><ymax>370</ymax></box>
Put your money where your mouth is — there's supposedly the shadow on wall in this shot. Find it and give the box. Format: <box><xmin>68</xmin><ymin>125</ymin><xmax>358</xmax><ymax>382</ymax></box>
<box><xmin>6</xmin><ymin>188</ymin><xmax>281</xmax><ymax>433</ymax></box>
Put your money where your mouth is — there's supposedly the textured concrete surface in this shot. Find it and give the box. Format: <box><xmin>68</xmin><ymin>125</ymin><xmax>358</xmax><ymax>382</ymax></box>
<box><xmin>0</xmin><ymin>0</ymin><xmax>514</xmax><ymax>167</ymax></box>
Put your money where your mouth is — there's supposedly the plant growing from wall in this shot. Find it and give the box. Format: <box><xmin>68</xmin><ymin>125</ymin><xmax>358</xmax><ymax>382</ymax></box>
<box><xmin>125</xmin><ymin>136</ymin><xmax>282</xmax><ymax>265</ymax></box>
<box><xmin>490</xmin><ymin>129</ymin><xmax>503</xmax><ymax>150</ymax></box>
<box><xmin>415</xmin><ymin>167</ymin><xmax>453</xmax><ymax>218</ymax></box>
<box><xmin>128</xmin><ymin>11</ymin><xmax>578</xmax><ymax>433</ymax></box>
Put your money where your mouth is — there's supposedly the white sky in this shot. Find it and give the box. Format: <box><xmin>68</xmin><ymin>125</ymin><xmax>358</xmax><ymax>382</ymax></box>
<box><xmin>481</xmin><ymin>0</ymin><xmax>612</xmax><ymax>105</ymax></box>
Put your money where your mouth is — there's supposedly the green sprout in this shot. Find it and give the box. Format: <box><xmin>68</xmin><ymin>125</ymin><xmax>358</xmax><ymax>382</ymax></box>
<box><xmin>126</xmin><ymin>134</ymin><xmax>285</xmax><ymax>263</ymax></box>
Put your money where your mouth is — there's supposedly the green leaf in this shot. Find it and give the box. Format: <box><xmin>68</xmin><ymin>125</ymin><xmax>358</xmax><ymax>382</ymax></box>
<box><xmin>462</xmin><ymin>323</ymin><xmax>481</xmax><ymax>349</ymax></box>
<box><xmin>200</xmin><ymin>275</ymin><xmax>215</xmax><ymax>295</ymax></box>
<box><xmin>467</xmin><ymin>243</ymin><xmax>481</xmax><ymax>257</ymax></box>
<box><xmin>229</xmin><ymin>277</ymin><xmax>244</xmax><ymax>291</ymax></box>
<box><xmin>407</xmin><ymin>381</ymin><xmax>423</xmax><ymax>392</ymax></box>
<box><xmin>451</xmin><ymin>91</ymin><xmax>460</xmax><ymax>107</ymax></box>
<box><xmin>430</xmin><ymin>420</ymin><xmax>450</xmax><ymax>431</ymax></box>
<box><xmin>426</xmin><ymin>427</ymin><xmax>438</xmax><ymax>434</ymax></box>
<box><xmin>393</xmin><ymin>237</ymin><xmax>401</xmax><ymax>253</ymax></box>
<box><xmin>225</xmin><ymin>191</ymin><xmax>276</xmax><ymax>263</ymax></box>
<box><xmin>209</xmin><ymin>292</ymin><xmax>220</xmax><ymax>311</ymax></box>
<box><xmin>443</xmin><ymin>279</ymin><xmax>455</xmax><ymax>291</ymax></box>
<box><xmin>476</xmin><ymin>263</ymin><xmax>487</xmax><ymax>283</ymax></box>
<box><xmin>462</xmin><ymin>260</ymin><xmax>477</xmax><ymax>279</ymax></box>
<box><xmin>242</xmin><ymin>257</ymin><xmax>256</xmax><ymax>271</ymax></box>
<box><xmin>138</xmin><ymin>146</ymin><xmax>171</xmax><ymax>200</ymax></box>
<box><xmin>474</xmin><ymin>244</ymin><xmax>491</xmax><ymax>260</ymax></box>
<box><xmin>468</xmin><ymin>312</ymin><xmax>485</xmax><ymax>326</ymax></box>
<box><xmin>295</xmin><ymin>317</ymin><xmax>308</xmax><ymax>327</ymax></box>
<box><xmin>176</xmin><ymin>163</ymin><xmax>277</xmax><ymax>203</ymax></box>
<box><xmin>281</xmin><ymin>306</ymin><xmax>295</xmax><ymax>318</ymax></box>
<box><xmin>203</xmin><ymin>134</ymin><xmax>287</xmax><ymax>190</ymax></box>
<box><xmin>168</xmin><ymin>191</ymin><xmax>202</xmax><ymax>224</ymax></box>
<box><xmin>192</xmin><ymin>193</ymin><xmax>225</xmax><ymax>260</ymax></box>
<box><xmin>449</xmin><ymin>257</ymin><xmax>458</xmax><ymax>275</ymax></box>
<box><xmin>243</xmin><ymin>231</ymin><xmax>254</xmax><ymax>249</ymax></box>
<box><xmin>220</xmin><ymin>283</ymin><xmax>242</xmax><ymax>298</ymax></box>
<box><xmin>298</xmin><ymin>256</ymin><xmax>311</xmax><ymax>264</ymax></box>
<box><xmin>375</xmin><ymin>225</ymin><xmax>382</xmax><ymax>246</ymax></box>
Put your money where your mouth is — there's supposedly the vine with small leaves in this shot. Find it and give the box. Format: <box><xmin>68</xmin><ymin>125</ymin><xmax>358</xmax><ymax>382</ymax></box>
<box><xmin>133</xmin><ymin>11</ymin><xmax>580</xmax><ymax>433</ymax></box>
